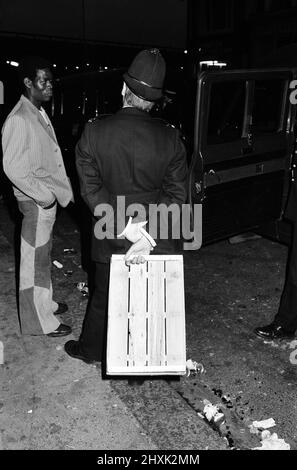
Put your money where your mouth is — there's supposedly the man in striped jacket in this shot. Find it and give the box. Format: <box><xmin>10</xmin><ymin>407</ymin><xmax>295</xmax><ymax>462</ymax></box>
<box><xmin>1</xmin><ymin>56</ymin><xmax>73</xmax><ymax>337</ymax></box>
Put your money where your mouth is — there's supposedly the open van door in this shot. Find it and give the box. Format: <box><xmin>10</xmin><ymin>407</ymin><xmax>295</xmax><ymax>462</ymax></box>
<box><xmin>189</xmin><ymin>68</ymin><xmax>296</xmax><ymax>246</ymax></box>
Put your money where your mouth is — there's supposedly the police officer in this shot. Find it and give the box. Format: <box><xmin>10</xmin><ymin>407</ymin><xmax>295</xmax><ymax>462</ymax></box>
<box><xmin>64</xmin><ymin>49</ymin><xmax>188</xmax><ymax>364</ymax></box>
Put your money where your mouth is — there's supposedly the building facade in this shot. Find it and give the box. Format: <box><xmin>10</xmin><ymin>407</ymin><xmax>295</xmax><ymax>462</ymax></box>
<box><xmin>187</xmin><ymin>0</ymin><xmax>297</xmax><ymax>69</ymax></box>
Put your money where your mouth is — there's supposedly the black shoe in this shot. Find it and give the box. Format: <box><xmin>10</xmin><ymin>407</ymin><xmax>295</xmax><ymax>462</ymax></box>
<box><xmin>54</xmin><ymin>302</ymin><xmax>68</xmax><ymax>315</ymax></box>
<box><xmin>47</xmin><ymin>324</ymin><xmax>72</xmax><ymax>337</ymax></box>
<box><xmin>254</xmin><ymin>323</ymin><xmax>295</xmax><ymax>340</ymax></box>
<box><xmin>64</xmin><ymin>340</ymin><xmax>100</xmax><ymax>364</ymax></box>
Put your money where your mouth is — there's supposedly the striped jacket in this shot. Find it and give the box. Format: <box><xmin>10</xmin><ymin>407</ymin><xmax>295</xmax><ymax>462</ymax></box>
<box><xmin>1</xmin><ymin>95</ymin><xmax>73</xmax><ymax>207</ymax></box>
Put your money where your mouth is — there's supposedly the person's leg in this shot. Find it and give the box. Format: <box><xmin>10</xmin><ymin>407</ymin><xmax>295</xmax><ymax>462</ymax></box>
<box><xmin>274</xmin><ymin>222</ymin><xmax>297</xmax><ymax>332</ymax></box>
<box><xmin>78</xmin><ymin>262</ymin><xmax>110</xmax><ymax>361</ymax></box>
<box><xmin>255</xmin><ymin>222</ymin><xmax>297</xmax><ymax>339</ymax></box>
<box><xmin>18</xmin><ymin>200</ymin><xmax>60</xmax><ymax>335</ymax></box>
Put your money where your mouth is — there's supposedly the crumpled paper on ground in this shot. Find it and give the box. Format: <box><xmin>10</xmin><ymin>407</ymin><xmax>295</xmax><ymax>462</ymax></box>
<box><xmin>203</xmin><ymin>399</ymin><xmax>225</xmax><ymax>424</ymax></box>
<box><xmin>186</xmin><ymin>359</ymin><xmax>205</xmax><ymax>376</ymax></box>
<box><xmin>251</xmin><ymin>418</ymin><xmax>276</xmax><ymax>430</ymax></box>
<box><xmin>253</xmin><ymin>431</ymin><xmax>290</xmax><ymax>450</ymax></box>
<box><xmin>76</xmin><ymin>282</ymin><xmax>89</xmax><ymax>296</ymax></box>
<box><xmin>288</xmin><ymin>339</ymin><xmax>297</xmax><ymax>349</ymax></box>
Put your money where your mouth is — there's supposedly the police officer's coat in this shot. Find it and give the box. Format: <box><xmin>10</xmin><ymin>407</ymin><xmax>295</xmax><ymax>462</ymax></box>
<box><xmin>75</xmin><ymin>106</ymin><xmax>188</xmax><ymax>263</ymax></box>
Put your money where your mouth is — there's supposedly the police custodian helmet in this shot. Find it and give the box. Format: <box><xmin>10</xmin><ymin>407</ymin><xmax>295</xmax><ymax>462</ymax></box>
<box><xmin>123</xmin><ymin>48</ymin><xmax>166</xmax><ymax>102</ymax></box>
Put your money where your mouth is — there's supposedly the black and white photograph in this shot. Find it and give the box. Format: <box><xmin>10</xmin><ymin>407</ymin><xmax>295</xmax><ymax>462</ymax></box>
<box><xmin>1</xmin><ymin>0</ymin><xmax>297</xmax><ymax>458</ymax></box>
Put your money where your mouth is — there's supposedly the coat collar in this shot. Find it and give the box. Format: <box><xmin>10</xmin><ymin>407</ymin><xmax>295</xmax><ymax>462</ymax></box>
<box><xmin>20</xmin><ymin>95</ymin><xmax>57</xmax><ymax>143</ymax></box>
<box><xmin>116</xmin><ymin>106</ymin><xmax>152</xmax><ymax>119</ymax></box>
<box><xmin>20</xmin><ymin>94</ymin><xmax>41</xmax><ymax>114</ymax></box>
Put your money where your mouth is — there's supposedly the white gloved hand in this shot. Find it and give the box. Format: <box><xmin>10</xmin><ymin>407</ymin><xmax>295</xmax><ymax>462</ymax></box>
<box><xmin>124</xmin><ymin>235</ymin><xmax>153</xmax><ymax>265</ymax></box>
<box><xmin>117</xmin><ymin>216</ymin><xmax>148</xmax><ymax>243</ymax></box>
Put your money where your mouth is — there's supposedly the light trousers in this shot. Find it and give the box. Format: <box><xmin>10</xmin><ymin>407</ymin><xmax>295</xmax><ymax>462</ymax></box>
<box><xmin>17</xmin><ymin>200</ymin><xmax>60</xmax><ymax>335</ymax></box>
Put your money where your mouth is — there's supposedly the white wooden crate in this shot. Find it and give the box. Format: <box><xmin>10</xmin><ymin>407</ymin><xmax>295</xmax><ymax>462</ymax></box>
<box><xmin>107</xmin><ymin>255</ymin><xmax>186</xmax><ymax>376</ymax></box>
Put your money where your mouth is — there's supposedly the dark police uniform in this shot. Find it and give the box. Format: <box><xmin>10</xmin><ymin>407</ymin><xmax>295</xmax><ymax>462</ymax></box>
<box><xmin>273</xmin><ymin>165</ymin><xmax>297</xmax><ymax>333</ymax></box>
<box><xmin>75</xmin><ymin>106</ymin><xmax>188</xmax><ymax>361</ymax></box>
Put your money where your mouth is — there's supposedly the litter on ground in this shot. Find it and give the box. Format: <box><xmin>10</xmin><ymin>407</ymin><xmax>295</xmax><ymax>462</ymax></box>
<box><xmin>76</xmin><ymin>282</ymin><xmax>89</xmax><ymax>296</ymax></box>
<box><xmin>186</xmin><ymin>359</ymin><xmax>205</xmax><ymax>376</ymax></box>
<box><xmin>203</xmin><ymin>399</ymin><xmax>225</xmax><ymax>424</ymax></box>
<box><xmin>288</xmin><ymin>339</ymin><xmax>297</xmax><ymax>349</ymax></box>
<box><xmin>251</xmin><ymin>418</ymin><xmax>276</xmax><ymax>429</ymax></box>
<box><xmin>263</xmin><ymin>340</ymin><xmax>279</xmax><ymax>348</ymax></box>
<box><xmin>53</xmin><ymin>260</ymin><xmax>63</xmax><ymax>269</ymax></box>
<box><xmin>64</xmin><ymin>270</ymin><xmax>73</xmax><ymax>277</ymax></box>
<box><xmin>63</xmin><ymin>248</ymin><xmax>76</xmax><ymax>254</ymax></box>
<box><xmin>289</xmin><ymin>349</ymin><xmax>297</xmax><ymax>365</ymax></box>
<box><xmin>252</xmin><ymin>431</ymin><xmax>290</xmax><ymax>450</ymax></box>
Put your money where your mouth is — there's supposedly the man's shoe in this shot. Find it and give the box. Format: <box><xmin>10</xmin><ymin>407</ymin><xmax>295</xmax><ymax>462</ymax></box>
<box><xmin>64</xmin><ymin>340</ymin><xmax>100</xmax><ymax>364</ymax></box>
<box><xmin>254</xmin><ymin>323</ymin><xmax>295</xmax><ymax>340</ymax></box>
<box><xmin>47</xmin><ymin>324</ymin><xmax>72</xmax><ymax>337</ymax></box>
<box><xmin>54</xmin><ymin>302</ymin><xmax>68</xmax><ymax>315</ymax></box>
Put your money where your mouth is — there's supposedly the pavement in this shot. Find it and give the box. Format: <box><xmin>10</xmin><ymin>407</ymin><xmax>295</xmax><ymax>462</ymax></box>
<box><xmin>0</xmin><ymin>200</ymin><xmax>157</xmax><ymax>451</ymax></box>
<box><xmin>1</xmin><ymin>197</ymin><xmax>297</xmax><ymax>452</ymax></box>
<box><xmin>0</xmin><ymin>199</ymin><xmax>224</xmax><ymax>452</ymax></box>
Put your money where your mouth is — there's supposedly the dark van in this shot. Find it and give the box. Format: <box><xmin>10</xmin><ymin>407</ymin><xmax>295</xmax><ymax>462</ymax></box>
<box><xmin>188</xmin><ymin>68</ymin><xmax>296</xmax><ymax>247</ymax></box>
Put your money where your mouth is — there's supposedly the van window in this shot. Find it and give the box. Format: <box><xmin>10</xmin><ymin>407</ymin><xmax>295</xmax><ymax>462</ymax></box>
<box><xmin>251</xmin><ymin>79</ymin><xmax>285</xmax><ymax>134</ymax></box>
<box><xmin>207</xmin><ymin>81</ymin><xmax>245</xmax><ymax>144</ymax></box>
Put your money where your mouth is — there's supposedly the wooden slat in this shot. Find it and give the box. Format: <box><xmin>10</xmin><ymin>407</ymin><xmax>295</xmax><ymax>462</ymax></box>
<box><xmin>165</xmin><ymin>259</ymin><xmax>186</xmax><ymax>370</ymax></box>
<box><xmin>147</xmin><ymin>260</ymin><xmax>165</xmax><ymax>366</ymax></box>
<box><xmin>107</xmin><ymin>365</ymin><xmax>184</xmax><ymax>375</ymax></box>
<box><xmin>107</xmin><ymin>255</ymin><xmax>186</xmax><ymax>376</ymax></box>
<box><xmin>128</xmin><ymin>263</ymin><xmax>147</xmax><ymax>367</ymax></box>
<box><xmin>106</xmin><ymin>258</ymin><xmax>129</xmax><ymax>372</ymax></box>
